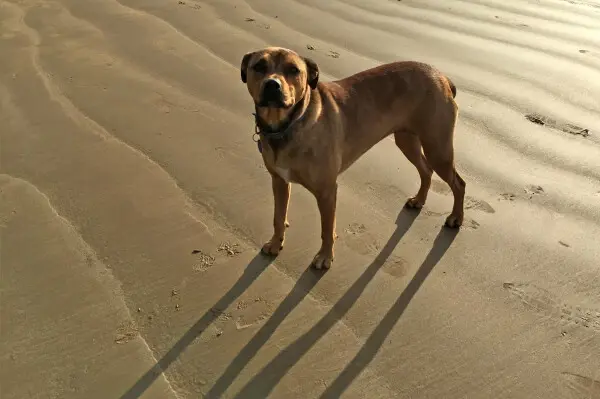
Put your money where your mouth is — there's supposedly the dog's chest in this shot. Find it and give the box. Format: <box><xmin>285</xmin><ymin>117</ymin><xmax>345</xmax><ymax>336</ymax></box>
<box><xmin>274</xmin><ymin>166</ymin><xmax>291</xmax><ymax>183</ymax></box>
<box><xmin>268</xmin><ymin>155</ymin><xmax>293</xmax><ymax>183</ymax></box>
<box><xmin>261</xmin><ymin>141</ymin><xmax>296</xmax><ymax>183</ymax></box>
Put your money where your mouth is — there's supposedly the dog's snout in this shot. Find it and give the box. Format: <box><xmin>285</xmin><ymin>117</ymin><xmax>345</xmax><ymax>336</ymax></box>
<box><xmin>264</xmin><ymin>78</ymin><xmax>282</xmax><ymax>93</ymax></box>
<box><xmin>259</xmin><ymin>78</ymin><xmax>285</xmax><ymax>107</ymax></box>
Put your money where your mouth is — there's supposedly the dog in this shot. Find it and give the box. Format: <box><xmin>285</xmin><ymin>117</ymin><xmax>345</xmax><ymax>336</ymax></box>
<box><xmin>241</xmin><ymin>47</ymin><xmax>465</xmax><ymax>269</ymax></box>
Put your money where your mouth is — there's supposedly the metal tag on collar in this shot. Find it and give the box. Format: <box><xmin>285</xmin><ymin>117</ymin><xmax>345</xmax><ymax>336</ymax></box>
<box><xmin>252</xmin><ymin>122</ymin><xmax>262</xmax><ymax>153</ymax></box>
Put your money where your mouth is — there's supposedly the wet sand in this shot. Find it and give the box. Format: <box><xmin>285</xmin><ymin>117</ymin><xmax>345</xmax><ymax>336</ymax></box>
<box><xmin>1</xmin><ymin>0</ymin><xmax>600</xmax><ymax>398</ymax></box>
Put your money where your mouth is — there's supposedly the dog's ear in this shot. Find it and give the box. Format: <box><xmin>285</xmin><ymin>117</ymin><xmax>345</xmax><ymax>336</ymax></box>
<box><xmin>304</xmin><ymin>57</ymin><xmax>319</xmax><ymax>90</ymax></box>
<box><xmin>240</xmin><ymin>52</ymin><xmax>254</xmax><ymax>83</ymax></box>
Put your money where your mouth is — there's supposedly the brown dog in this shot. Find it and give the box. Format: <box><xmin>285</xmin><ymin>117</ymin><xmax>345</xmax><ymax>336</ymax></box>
<box><xmin>241</xmin><ymin>47</ymin><xmax>465</xmax><ymax>269</ymax></box>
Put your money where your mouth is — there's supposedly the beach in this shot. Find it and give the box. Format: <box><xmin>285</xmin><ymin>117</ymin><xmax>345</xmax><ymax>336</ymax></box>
<box><xmin>1</xmin><ymin>0</ymin><xmax>600</xmax><ymax>397</ymax></box>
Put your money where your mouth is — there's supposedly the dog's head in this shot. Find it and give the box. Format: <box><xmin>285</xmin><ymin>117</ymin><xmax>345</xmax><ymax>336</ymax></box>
<box><xmin>240</xmin><ymin>47</ymin><xmax>319</xmax><ymax>124</ymax></box>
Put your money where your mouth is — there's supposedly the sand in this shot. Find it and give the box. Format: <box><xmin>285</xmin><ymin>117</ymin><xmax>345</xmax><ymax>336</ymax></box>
<box><xmin>1</xmin><ymin>0</ymin><xmax>600</xmax><ymax>398</ymax></box>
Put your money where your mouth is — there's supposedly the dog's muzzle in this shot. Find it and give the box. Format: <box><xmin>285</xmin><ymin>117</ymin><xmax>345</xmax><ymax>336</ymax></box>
<box><xmin>259</xmin><ymin>78</ymin><xmax>286</xmax><ymax>107</ymax></box>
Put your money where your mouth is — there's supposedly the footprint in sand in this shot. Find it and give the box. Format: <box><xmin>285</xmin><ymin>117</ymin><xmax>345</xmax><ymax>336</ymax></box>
<box><xmin>525</xmin><ymin>112</ymin><xmax>590</xmax><ymax>137</ymax></box>
<box><xmin>217</xmin><ymin>242</ymin><xmax>242</xmax><ymax>257</ymax></box>
<box><xmin>302</xmin><ymin>45</ymin><xmax>339</xmax><ymax>58</ymax></box>
<box><xmin>244</xmin><ymin>17</ymin><xmax>270</xmax><ymax>30</ymax></box>
<box><xmin>561</xmin><ymin>372</ymin><xmax>600</xmax><ymax>397</ymax></box>
<box><xmin>423</xmin><ymin>209</ymin><xmax>446</xmax><ymax>217</ymax></box>
<box><xmin>343</xmin><ymin>223</ymin><xmax>380</xmax><ymax>255</ymax></box>
<box><xmin>114</xmin><ymin>321</ymin><xmax>139</xmax><ymax>344</ymax></box>
<box><xmin>465</xmin><ymin>197</ymin><xmax>495</xmax><ymax>214</ymax></box>
<box><xmin>431</xmin><ymin>180</ymin><xmax>495</xmax><ymax>214</ymax></box>
<box><xmin>177</xmin><ymin>0</ymin><xmax>202</xmax><ymax>10</ymax></box>
<box><xmin>233</xmin><ymin>297</ymin><xmax>274</xmax><ymax>330</ymax></box>
<box><xmin>503</xmin><ymin>282</ymin><xmax>600</xmax><ymax>332</ymax></box>
<box><xmin>499</xmin><ymin>192</ymin><xmax>517</xmax><ymax>201</ymax></box>
<box><xmin>463</xmin><ymin>219</ymin><xmax>480</xmax><ymax>230</ymax></box>
<box><xmin>194</xmin><ymin>323</ymin><xmax>225</xmax><ymax>343</ymax></box>
<box><xmin>365</xmin><ymin>181</ymin><xmax>404</xmax><ymax>199</ymax></box>
<box><xmin>189</xmin><ymin>308</ymin><xmax>233</xmax><ymax>343</ymax></box>
<box><xmin>345</xmin><ymin>222</ymin><xmax>367</xmax><ymax>235</ymax></box>
<box><xmin>430</xmin><ymin>180</ymin><xmax>451</xmax><ymax>195</ymax></box>
<box><xmin>525</xmin><ymin>184</ymin><xmax>545</xmax><ymax>199</ymax></box>
<box><xmin>382</xmin><ymin>255</ymin><xmax>409</xmax><ymax>278</ymax></box>
<box><xmin>191</xmin><ymin>249</ymin><xmax>216</xmax><ymax>272</ymax></box>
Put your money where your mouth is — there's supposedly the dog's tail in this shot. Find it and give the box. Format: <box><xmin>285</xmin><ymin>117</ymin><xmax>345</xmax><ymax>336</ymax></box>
<box><xmin>447</xmin><ymin>77</ymin><xmax>457</xmax><ymax>98</ymax></box>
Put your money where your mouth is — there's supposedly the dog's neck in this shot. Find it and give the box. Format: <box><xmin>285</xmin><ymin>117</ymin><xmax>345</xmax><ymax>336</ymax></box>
<box><xmin>254</xmin><ymin>90</ymin><xmax>311</xmax><ymax>141</ymax></box>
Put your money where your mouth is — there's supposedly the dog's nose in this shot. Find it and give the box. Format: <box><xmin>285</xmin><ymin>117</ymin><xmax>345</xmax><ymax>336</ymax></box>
<box><xmin>263</xmin><ymin>78</ymin><xmax>282</xmax><ymax>94</ymax></box>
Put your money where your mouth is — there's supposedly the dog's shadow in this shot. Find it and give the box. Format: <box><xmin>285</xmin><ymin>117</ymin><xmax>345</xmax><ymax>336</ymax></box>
<box><xmin>210</xmin><ymin>208</ymin><xmax>457</xmax><ymax>398</ymax></box>
<box><xmin>204</xmin><ymin>253</ymin><xmax>326</xmax><ymax>398</ymax></box>
<box><xmin>119</xmin><ymin>207</ymin><xmax>457</xmax><ymax>399</ymax></box>
<box><xmin>118</xmin><ymin>253</ymin><xmax>275</xmax><ymax>399</ymax></box>
<box><xmin>318</xmin><ymin>216</ymin><xmax>458</xmax><ymax>398</ymax></box>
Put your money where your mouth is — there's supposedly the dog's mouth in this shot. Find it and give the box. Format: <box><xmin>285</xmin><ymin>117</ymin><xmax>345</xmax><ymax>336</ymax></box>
<box><xmin>258</xmin><ymin>81</ymin><xmax>290</xmax><ymax>108</ymax></box>
<box><xmin>258</xmin><ymin>94</ymin><xmax>289</xmax><ymax>108</ymax></box>
<box><xmin>258</xmin><ymin>98</ymin><xmax>288</xmax><ymax>108</ymax></box>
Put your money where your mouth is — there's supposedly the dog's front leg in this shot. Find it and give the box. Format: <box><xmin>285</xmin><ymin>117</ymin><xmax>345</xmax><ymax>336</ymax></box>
<box><xmin>311</xmin><ymin>184</ymin><xmax>337</xmax><ymax>269</ymax></box>
<box><xmin>261</xmin><ymin>173</ymin><xmax>291</xmax><ymax>256</ymax></box>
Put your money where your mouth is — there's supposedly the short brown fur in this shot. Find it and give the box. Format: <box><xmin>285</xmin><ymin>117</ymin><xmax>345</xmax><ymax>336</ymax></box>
<box><xmin>241</xmin><ymin>47</ymin><xmax>465</xmax><ymax>269</ymax></box>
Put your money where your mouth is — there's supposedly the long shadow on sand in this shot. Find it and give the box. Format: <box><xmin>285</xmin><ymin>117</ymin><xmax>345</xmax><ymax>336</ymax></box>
<box><xmin>205</xmin><ymin>259</ymin><xmax>327</xmax><ymax>397</ymax></box>
<box><xmin>119</xmin><ymin>253</ymin><xmax>275</xmax><ymax>399</ymax></box>
<box><xmin>319</xmin><ymin>225</ymin><xmax>458</xmax><ymax>398</ymax></box>
<box><xmin>205</xmin><ymin>208</ymin><xmax>422</xmax><ymax>398</ymax></box>
<box><xmin>229</xmin><ymin>210</ymin><xmax>458</xmax><ymax>398</ymax></box>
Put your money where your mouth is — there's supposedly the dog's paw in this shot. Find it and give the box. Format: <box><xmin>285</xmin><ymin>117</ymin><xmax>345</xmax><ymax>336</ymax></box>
<box><xmin>311</xmin><ymin>249</ymin><xmax>334</xmax><ymax>270</ymax></box>
<box><xmin>444</xmin><ymin>214</ymin><xmax>463</xmax><ymax>228</ymax></box>
<box><xmin>405</xmin><ymin>197</ymin><xmax>425</xmax><ymax>209</ymax></box>
<box><xmin>261</xmin><ymin>237</ymin><xmax>284</xmax><ymax>256</ymax></box>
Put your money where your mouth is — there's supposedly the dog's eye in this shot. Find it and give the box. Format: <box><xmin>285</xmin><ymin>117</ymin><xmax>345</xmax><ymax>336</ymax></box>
<box><xmin>286</xmin><ymin>65</ymin><xmax>300</xmax><ymax>75</ymax></box>
<box><xmin>252</xmin><ymin>62</ymin><xmax>267</xmax><ymax>74</ymax></box>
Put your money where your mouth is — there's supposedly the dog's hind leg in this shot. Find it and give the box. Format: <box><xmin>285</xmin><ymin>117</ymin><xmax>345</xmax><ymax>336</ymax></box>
<box><xmin>421</xmin><ymin>135</ymin><xmax>466</xmax><ymax>228</ymax></box>
<box><xmin>429</xmin><ymin>158</ymin><xmax>465</xmax><ymax>228</ymax></box>
<box><xmin>394</xmin><ymin>131</ymin><xmax>433</xmax><ymax>209</ymax></box>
